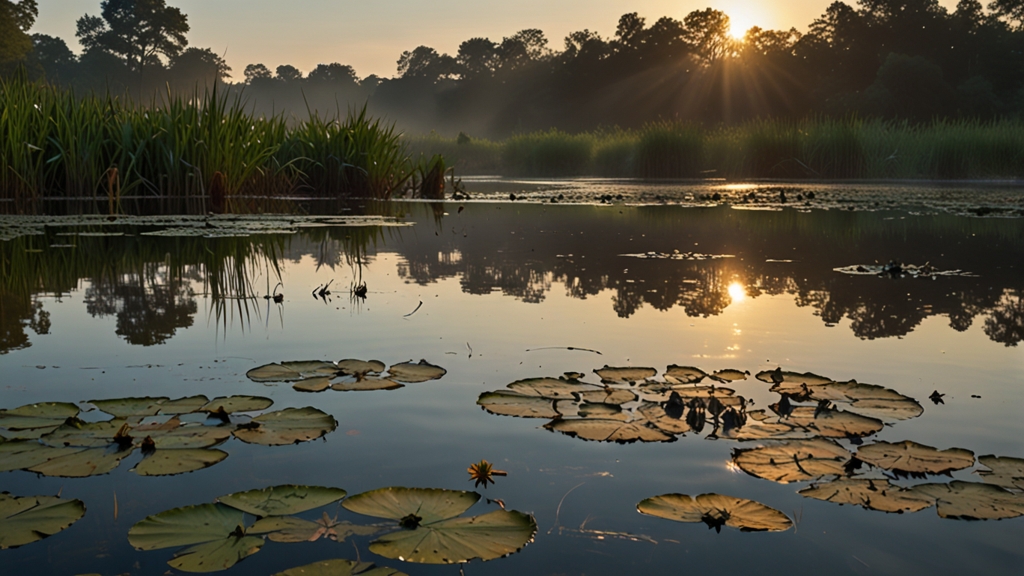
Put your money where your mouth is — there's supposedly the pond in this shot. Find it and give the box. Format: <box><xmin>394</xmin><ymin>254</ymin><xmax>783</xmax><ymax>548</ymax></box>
<box><xmin>1</xmin><ymin>186</ymin><xmax>1022</xmax><ymax>575</ymax></box>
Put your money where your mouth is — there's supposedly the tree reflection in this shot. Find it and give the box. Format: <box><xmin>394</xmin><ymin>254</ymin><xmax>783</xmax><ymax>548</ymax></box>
<box><xmin>85</xmin><ymin>264</ymin><xmax>197</xmax><ymax>346</ymax></box>
<box><xmin>984</xmin><ymin>290</ymin><xmax>1024</xmax><ymax>347</ymax></box>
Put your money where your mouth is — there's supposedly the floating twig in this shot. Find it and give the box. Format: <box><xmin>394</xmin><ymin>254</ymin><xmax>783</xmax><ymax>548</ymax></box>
<box><xmin>526</xmin><ymin>346</ymin><xmax>603</xmax><ymax>355</ymax></box>
<box><xmin>549</xmin><ymin>482</ymin><xmax>586</xmax><ymax>534</ymax></box>
<box><xmin>404</xmin><ymin>301</ymin><xmax>423</xmax><ymax>317</ymax></box>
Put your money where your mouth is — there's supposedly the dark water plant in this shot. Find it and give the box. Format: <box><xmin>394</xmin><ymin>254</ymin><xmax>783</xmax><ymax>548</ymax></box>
<box><xmin>0</xmin><ymin>75</ymin><xmax>421</xmax><ymax>201</ymax></box>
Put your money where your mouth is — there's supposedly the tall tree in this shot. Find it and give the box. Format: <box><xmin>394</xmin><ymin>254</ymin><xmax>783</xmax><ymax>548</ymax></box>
<box><xmin>0</xmin><ymin>0</ymin><xmax>37</xmax><ymax>67</ymax></box>
<box><xmin>76</xmin><ymin>0</ymin><xmax>189</xmax><ymax>72</ymax></box>
<box><xmin>457</xmin><ymin>38</ymin><xmax>498</xmax><ymax>79</ymax></box>
<box><xmin>682</xmin><ymin>8</ymin><xmax>734</xmax><ymax>64</ymax></box>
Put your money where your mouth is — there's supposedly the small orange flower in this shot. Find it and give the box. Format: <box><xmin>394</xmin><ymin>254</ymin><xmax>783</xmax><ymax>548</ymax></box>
<box><xmin>467</xmin><ymin>459</ymin><xmax>507</xmax><ymax>488</ymax></box>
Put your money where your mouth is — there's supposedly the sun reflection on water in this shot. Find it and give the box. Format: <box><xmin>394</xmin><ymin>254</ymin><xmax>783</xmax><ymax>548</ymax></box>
<box><xmin>728</xmin><ymin>282</ymin><xmax>747</xmax><ymax>304</ymax></box>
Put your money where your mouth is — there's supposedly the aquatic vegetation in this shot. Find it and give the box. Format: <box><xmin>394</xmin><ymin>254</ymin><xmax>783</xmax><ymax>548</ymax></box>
<box><xmin>412</xmin><ymin>118</ymin><xmax>1024</xmax><ymax>179</ymax></box>
<box><xmin>637</xmin><ymin>493</ymin><xmax>793</xmax><ymax>533</ymax></box>
<box><xmin>273</xmin><ymin>559</ymin><xmax>406</xmax><ymax>576</ymax></box>
<box><xmin>0</xmin><ymin>493</ymin><xmax>86</xmax><ymax>549</ymax></box>
<box><xmin>976</xmin><ymin>456</ymin><xmax>1024</xmax><ymax>491</ymax></box>
<box><xmin>467</xmin><ymin>459</ymin><xmax>507</xmax><ymax>488</ymax></box>
<box><xmin>833</xmin><ymin>262</ymin><xmax>974</xmax><ymax>278</ymax></box>
<box><xmin>342</xmin><ymin>487</ymin><xmax>537</xmax><ymax>565</ymax></box>
<box><xmin>799</xmin><ymin>478</ymin><xmax>1024</xmax><ymax>520</ymax></box>
<box><xmin>0</xmin><ymin>396</ymin><xmax>337</xmax><ymax>477</ymax></box>
<box><xmin>732</xmin><ymin>439</ymin><xmax>853</xmax><ymax>484</ymax></box>
<box><xmin>247</xmin><ymin>358</ymin><xmax>447</xmax><ymax>393</ymax></box>
<box><xmin>855</xmin><ymin>441</ymin><xmax>976</xmax><ymax>477</ymax></box>
<box><xmin>0</xmin><ymin>77</ymin><xmax>423</xmax><ymax>201</ymax></box>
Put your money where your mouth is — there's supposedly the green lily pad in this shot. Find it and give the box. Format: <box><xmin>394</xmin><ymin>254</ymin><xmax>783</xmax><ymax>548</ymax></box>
<box><xmin>575</xmin><ymin>402</ymin><xmax>627</xmax><ymax>420</ymax></box>
<box><xmin>232</xmin><ymin>408</ymin><xmax>337</xmax><ymax>446</ymax></box>
<box><xmin>159</xmin><ymin>396</ymin><xmax>213</xmax><ymax>415</ymax></box>
<box><xmin>544</xmin><ymin>419</ymin><xmax>674</xmax><ymax>443</ymax></box>
<box><xmin>913</xmin><ymin>481</ymin><xmax>1024</xmax><ymax>520</ymax></box>
<box><xmin>218</xmin><ymin>485</ymin><xmax>347</xmax><ymax>517</ymax></box>
<box><xmin>799</xmin><ymin>478</ymin><xmax>936</xmax><ymax>513</ymax></box>
<box><xmin>732</xmin><ymin>439</ymin><xmax>852</xmax><ymax>483</ymax></box>
<box><xmin>336</xmin><ymin>360</ymin><xmax>386</xmax><ymax>376</ymax></box>
<box><xmin>293</xmin><ymin>378</ymin><xmax>332</xmax><ymax>393</ymax></box>
<box><xmin>273</xmin><ymin>559</ymin><xmax>407</xmax><ymax>576</ymax></box>
<box><xmin>132</xmin><ymin>449</ymin><xmax>228</xmax><ymax>476</ymax></box>
<box><xmin>343</xmin><ymin>487</ymin><xmax>480</xmax><ymax>524</ymax></box>
<box><xmin>169</xmin><ymin>535</ymin><xmax>265</xmax><ymax>573</ymax></box>
<box><xmin>593</xmin><ymin>366</ymin><xmax>656</xmax><ymax>383</ymax></box>
<box><xmin>717</xmin><ymin>410</ymin><xmax>809</xmax><ymax>441</ymax></box>
<box><xmin>343</xmin><ymin>487</ymin><xmax>536</xmax><ymax>565</ymax></box>
<box><xmin>128</xmin><ymin>503</ymin><xmax>263</xmax><ymax>573</ymax></box>
<box><xmin>476</xmin><ymin>391</ymin><xmax>558</xmax><ymax>419</ymax></box>
<box><xmin>27</xmin><ymin>446</ymin><xmax>132</xmax><ymax>478</ymax></box>
<box><xmin>386</xmin><ymin>360</ymin><xmax>447</xmax><ymax>383</ymax></box>
<box><xmin>0</xmin><ymin>494</ymin><xmax>86</xmax><ymax>549</ymax></box>
<box><xmin>89</xmin><ymin>397</ymin><xmax>172</xmax><ymax>419</ymax></box>
<box><xmin>0</xmin><ymin>440</ymin><xmax>83</xmax><ymax>473</ymax></box>
<box><xmin>246</xmin><ymin>361</ymin><xmax>338</xmax><ymax>382</ymax></box>
<box><xmin>250</xmin><ymin>514</ymin><xmax>381</xmax><ymax>543</ymax></box>
<box><xmin>201</xmin><ymin>396</ymin><xmax>274</xmax><ymax>415</ymax></box>
<box><xmin>331</xmin><ymin>379</ymin><xmax>404</xmax><ymax>392</ymax></box>
<box><xmin>637</xmin><ymin>493</ymin><xmax>792</xmax><ymax>532</ymax></box>
<box><xmin>976</xmin><ymin>455</ymin><xmax>1024</xmax><ymax>490</ymax></box>
<box><xmin>856</xmin><ymin>441</ymin><xmax>975</xmax><ymax>476</ymax></box>
<box><xmin>636</xmin><ymin>383</ymin><xmax>735</xmax><ymax>400</ymax></box>
<box><xmin>507</xmin><ymin>378</ymin><xmax>602</xmax><ymax>399</ymax></box>
<box><xmin>40</xmin><ymin>419</ymin><xmax>127</xmax><ymax>448</ymax></box>
<box><xmin>135</xmin><ymin>421</ymin><xmax>234</xmax><ymax>449</ymax></box>
<box><xmin>0</xmin><ymin>402</ymin><xmax>80</xmax><ymax>436</ymax></box>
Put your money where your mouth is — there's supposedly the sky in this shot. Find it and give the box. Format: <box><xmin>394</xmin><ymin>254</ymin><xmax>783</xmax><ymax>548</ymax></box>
<box><xmin>35</xmin><ymin>1</ymin><xmax>962</xmax><ymax>80</ymax></box>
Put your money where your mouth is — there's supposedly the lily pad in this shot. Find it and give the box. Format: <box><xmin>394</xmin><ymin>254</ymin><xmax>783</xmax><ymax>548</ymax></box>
<box><xmin>27</xmin><ymin>446</ymin><xmax>132</xmax><ymax>478</ymax></box>
<box><xmin>544</xmin><ymin>419</ymin><xmax>674</xmax><ymax>443</ymax></box>
<box><xmin>201</xmin><ymin>396</ymin><xmax>274</xmax><ymax>415</ymax></box>
<box><xmin>132</xmin><ymin>449</ymin><xmax>228</xmax><ymax>476</ymax></box>
<box><xmin>637</xmin><ymin>493</ymin><xmax>792</xmax><ymax>532</ymax></box>
<box><xmin>476</xmin><ymin>391</ymin><xmax>558</xmax><ymax>419</ymax></box>
<box><xmin>273</xmin><ymin>559</ymin><xmax>406</xmax><ymax>576</ymax></box>
<box><xmin>768</xmin><ymin>380</ymin><xmax>923</xmax><ymax>422</ymax></box>
<box><xmin>717</xmin><ymin>410</ymin><xmax>809</xmax><ymax>441</ymax></box>
<box><xmin>733</xmin><ymin>439</ymin><xmax>853</xmax><ymax>483</ymax></box>
<box><xmin>331</xmin><ymin>379</ymin><xmax>404</xmax><ymax>392</ymax></box>
<box><xmin>0</xmin><ymin>494</ymin><xmax>86</xmax><ymax>549</ymax></box>
<box><xmin>593</xmin><ymin>366</ymin><xmax>656</xmax><ymax>383</ymax></box>
<box><xmin>218</xmin><ymin>485</ymin><xmax>347</xmax><ymax>517</ymax></box>
<box><xmin>976</xmin><ymin>455</ymin><xmax>1024</xmax><ymax>491</ymax></box>
<box><xmin>0</xmin><ymin>440</ymin><xmax>82</xmax><ymax>473</ymax></box>
<box><xmin>913</xmin><ymin>481</ymin><xmax>1024</xmax><ymax>520</ymax></box>
<box><xmin>756</xmin><ymin>370</ymin><xmax>833</xmax><ymax>386</ymax></box>
<box><xmin>711</xmin><ymin>369</ymin><xmax>749</xmax><ymax>382</ymax></box>
<box><xmin>135</xmin><ymin>421</ymin><xmax>233</xmax><ymax>449</ymax></box>
<box><xmin>232</xmin><ymin>407</ymin><xmax>337</xmax><ymax>446</ymax></box>
<box><xmin>0</xmin><ymin>402</ymin><xmax>80</xmax><ymax>437</ymax></box>
<box><xmin>856</xmin><ymin>441</ymin><xmax>975</xmax><ymax>476</ymax></box>
<box><xmin>575</xmin><ymin>388</ymin><xmax>637</xmax><ymax>405</ymax></box>
<box><xmin>664</xmin><ymin>365</ymin><xmax>708</xmax><ymax>383</ymax></box>
<box><xmin>40</xmin><ymin>419</ymin><xmax>127</xmax><ymax>448</ymax></box>
<box><xmin>507</xmin><ymin>378</ymin><xmax>602</xmax><ymax>399</ymax></box>
<box><xmin>336</xmin><ymin>360</ymin><xmax>386</xmax><ymax>376</ymax></box>
<box><xmin>246</xmin><ymin>361</ymin><xmax>338</xmax><ymax>383</ymax></box>
<box><xmin>250</xmin><ymin>515</ymin><xmax>380</xmax><ymax>543</ymax></box>
<box><xmin>799</xmin><ymin>478</ymin><xmax>936</xmax><ymax>513</ymax></box>
<box><xmin>293</xmin><ymin>378</ymin><xmax>332</xmax><ymax>393</ymax></box>
<box><xmin>89</xmin><ymin>397</ymin><xmax>172</xmax><ymax>419</ymax></box>
<box><xmin>343</xmin><ymin>487</ymin><xmax>536</xmax><ymax>565</ymax></box>
<box><xmin>636</xmin><ymin>402</ymin><xmax>691</xmax><ymax>435</ymax></box>
<box><xmin>128</xmin><ymin>503</ymin><xmax>263</xmax><ymax>573</ymax></box>
<box><xmin>783</xmin><ymin>406</ymin><xmax>884</xmax><ymax>438</ymax></box>
<box><xmin>386</xmin><ymin>360</ymin><xmax>447</xmax><ymax>383</ymax></box>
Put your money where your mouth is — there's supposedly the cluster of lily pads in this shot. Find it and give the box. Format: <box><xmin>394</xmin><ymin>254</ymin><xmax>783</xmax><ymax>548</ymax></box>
<box><xmin>833</xmin><ymin>261</ymin><xmax>973</xmax><ymax>278</ymax></box>
<box><xmin>0</xmin><ymin>493</ymin><xmax>86</xmax><ymax>550</ymax></box>
<box><xmin>477</xmin><ymin>365</ymin><xmax>921</xmax><ymax>444</ymax></box>
<box><xmin>128</xmin><ymin>484</ymin><xmax>537</xmax><ymax>573</ymax></box>
<box><xmin>0</xmin><ymin>396</ymin><xmax>336</xmax><ymax>478</ymax></box>
<box><xmin>479</xmin><ymin>365</ymin><xmax>1024</xmax><ymax>524</ymax></box>
<box><xmin>247</xmin><ymin>359</ymin><xmax>447</xmax><ymax>393</ymax></box>
<box><xmin>0</xmin><ymin>214</ymin><xmax>412</xmax><ymax>242</ymax></box>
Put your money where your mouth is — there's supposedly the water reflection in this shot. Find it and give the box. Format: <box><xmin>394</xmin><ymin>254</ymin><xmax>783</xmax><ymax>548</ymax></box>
<box><xmin>1</xmin><ymin>204</ymin><xmax>1022</xmax><ymax>353</ymax></box>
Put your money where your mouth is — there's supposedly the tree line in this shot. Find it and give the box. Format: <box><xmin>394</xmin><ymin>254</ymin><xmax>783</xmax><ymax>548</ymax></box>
<box><xmin>4</xmin><ymin>0</ymin><xmax>1024</xmax><ymax>136</ymax></box>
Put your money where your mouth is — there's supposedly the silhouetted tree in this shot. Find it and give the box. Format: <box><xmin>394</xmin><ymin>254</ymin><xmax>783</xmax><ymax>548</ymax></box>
<box><xmin>76</xmin><ymin>0</ymin><xmax>189</xmax><ymax>72</ymax></box>
<box><xmin>244</xmin><ymin>62</ymin><xmax>271</xmax><ymax>82</ymax></box>
<box><xmin>397</xmin><ymin>46</ymin><xmax>455</xmax><ymax>81</ymax></box>
<box><xmin>457</xmin><ymin>38</ymin><xmax>499</xmax><ymax>79</ymax></box>
<box><xmin>0</xmin><ymin>0</ymin><xmax>36</xmax><ymax>70</ymax></box>
<box><xmin>275</xmin><ymin>64</ymin><xmax>302</xmax><ymax>82</ymax></box>
<box><xmin>683</xmin><ymin>8</ymin><xmax>734</xmax><ymax>64</ymax></box>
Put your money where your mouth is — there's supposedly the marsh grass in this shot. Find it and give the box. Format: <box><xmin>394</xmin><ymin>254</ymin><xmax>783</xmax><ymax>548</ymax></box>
<box><xmin>0</xmin><ymin>76</ymin><xmax>419</xmax><ymax>201</ymax></box>
<box><xmin>415</xmin><ymin>118</ymin><xmax>1024</xmax><ymax>179</ymax></box>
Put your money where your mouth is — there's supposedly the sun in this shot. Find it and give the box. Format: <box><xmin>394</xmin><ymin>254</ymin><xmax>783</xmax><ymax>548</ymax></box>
<box><xmin>728</xmin><ymin>282</ymin><xmax>747</xmax><ymax>304</ymax></box>
<box><xmin>714</xmin><ymin>1</ymin><xmax>774</xmax><ymax>40</ymax></box>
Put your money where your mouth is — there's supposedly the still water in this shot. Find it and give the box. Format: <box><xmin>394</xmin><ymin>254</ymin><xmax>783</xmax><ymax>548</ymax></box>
<box><xmin>1</xmin><ymin>197</ymin><xmax>1022</xmax><ymax>575</ymax></box>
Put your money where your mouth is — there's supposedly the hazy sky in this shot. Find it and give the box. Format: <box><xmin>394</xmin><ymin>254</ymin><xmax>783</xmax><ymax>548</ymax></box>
<box><xmin>35</xmin><ymin>1</ymin><xmax>961</xmax><ymax>80</ymax></box>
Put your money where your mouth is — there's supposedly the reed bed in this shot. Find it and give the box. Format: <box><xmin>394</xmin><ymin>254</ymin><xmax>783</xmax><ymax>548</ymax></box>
<box><xmin>0</xmin><ymin>76</ymin><xmax>423</xmax><ymax>201</ymax></box>
<box><xmin>417</xmin><ymin>118</ymin><xmax>1024</xmax><ymax>179</ymax></box>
